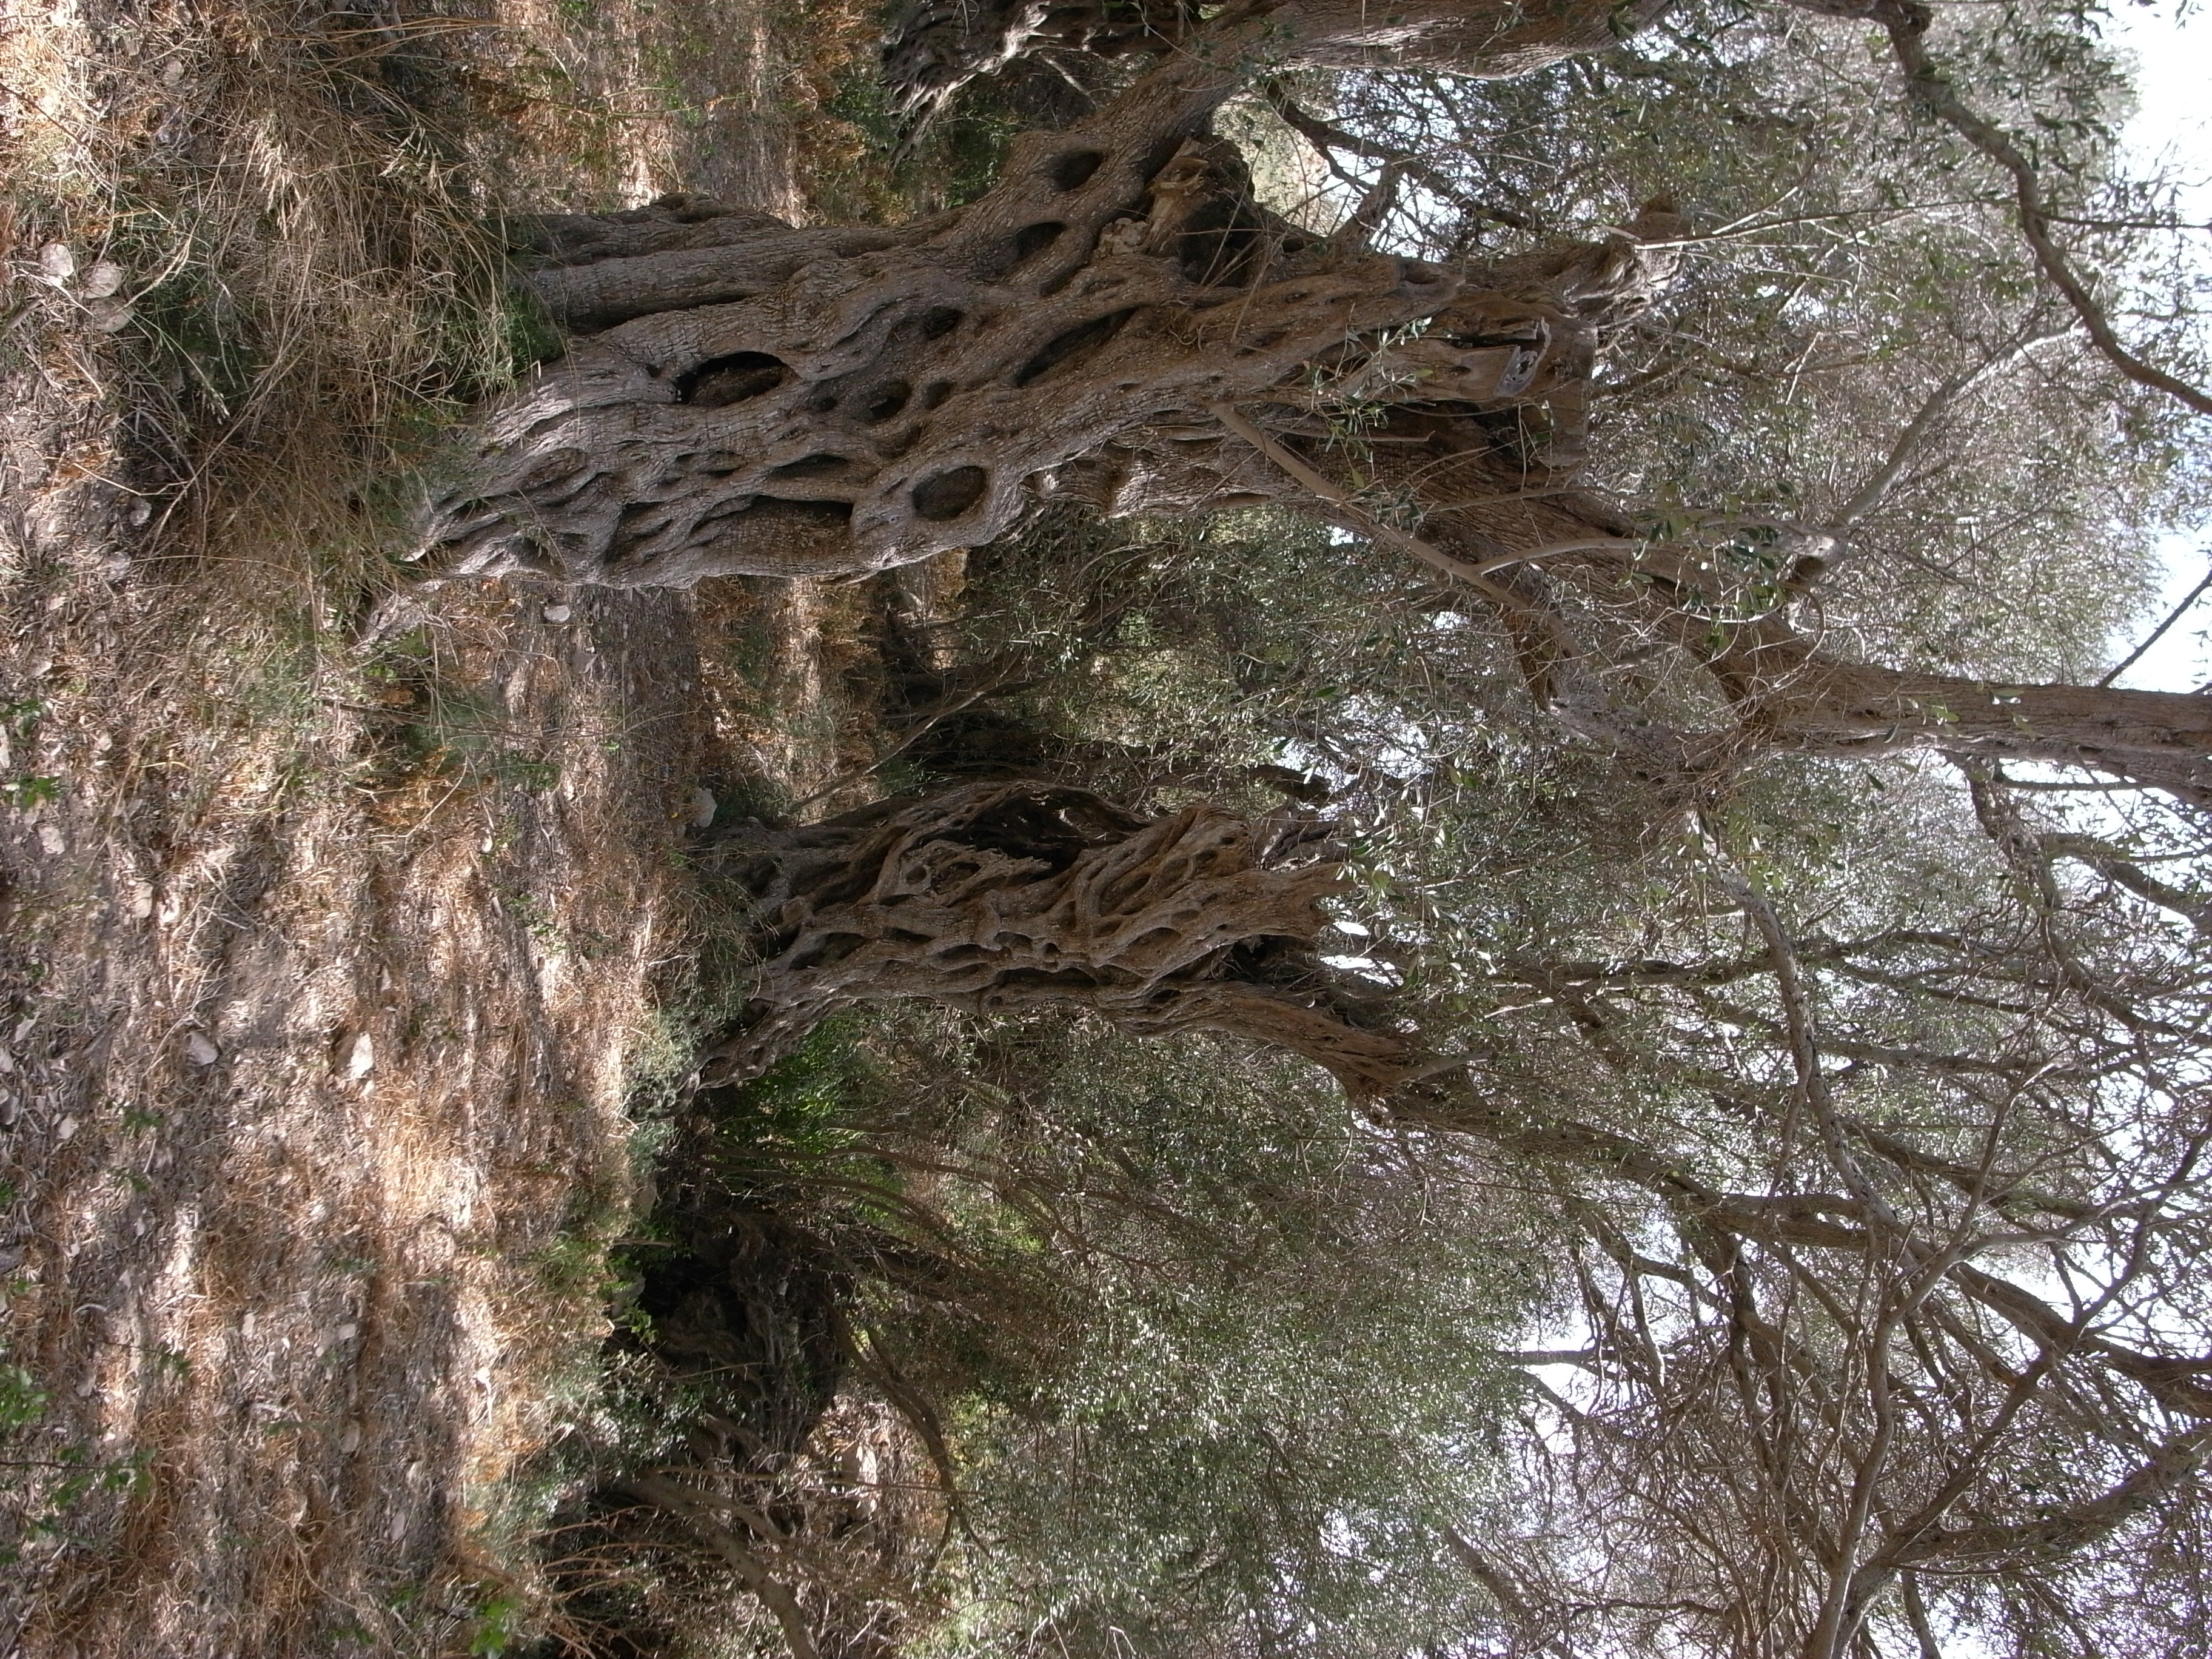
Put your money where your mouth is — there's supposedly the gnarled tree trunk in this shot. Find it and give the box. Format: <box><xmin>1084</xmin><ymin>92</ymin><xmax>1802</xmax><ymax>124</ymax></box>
<box><xmin>412</xmin><ymin>4</ymin><xmax>1677</xmax><ymax>589</ymax></box>
<box><xmin>414</xmin><ymin>0</ymin><xmax>2207</xmax><ymax>800</ymax></box>
<box><xmin>693</xmin><ymin>782</ymin><xmax>1412</xmax><ymax>1094</ymax></box>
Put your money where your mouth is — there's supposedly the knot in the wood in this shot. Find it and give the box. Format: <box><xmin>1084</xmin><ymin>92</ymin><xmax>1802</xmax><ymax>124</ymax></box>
<box><xmin>693</xmin><ymin>782</ymin><xmax>1356</xmax><ymax>1087</ymax></box>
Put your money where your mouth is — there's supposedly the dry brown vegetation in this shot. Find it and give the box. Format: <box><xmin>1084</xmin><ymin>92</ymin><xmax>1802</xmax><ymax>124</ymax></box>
<box><xmin>0</xmin><ymin>1</ymin><xmax>911</xmax><ymax>1651</ymax></box>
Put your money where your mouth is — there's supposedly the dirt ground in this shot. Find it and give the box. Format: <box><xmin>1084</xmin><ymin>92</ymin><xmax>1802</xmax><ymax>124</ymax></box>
<box><xmin>0</xmin><ymin>2</ymin><xmax>896</xmax><ymax>1651</ymax></box>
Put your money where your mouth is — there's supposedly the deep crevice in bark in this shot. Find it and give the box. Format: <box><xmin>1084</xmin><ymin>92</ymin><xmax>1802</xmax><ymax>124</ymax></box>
<box><xmin>414</xmin><ymin>19</ymin><xmax>1680</xmax><ymax>590</ymax></box>
<box><xmin>692</xmin><ymin>782</ymin><xmax>1409</xmax><ymax>1096</ymax></box>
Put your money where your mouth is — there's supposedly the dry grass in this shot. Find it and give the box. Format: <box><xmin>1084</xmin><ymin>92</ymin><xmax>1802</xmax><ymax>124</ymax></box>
<box><xmin>0</xmin><ymin>0</ymin><xmax>900</xmax><ymax>1653</ymax></box>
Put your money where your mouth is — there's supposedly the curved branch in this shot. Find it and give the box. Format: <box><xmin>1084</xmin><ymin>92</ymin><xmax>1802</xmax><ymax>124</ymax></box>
<box><xmin>1831</xmin><ymin>0</ymin><xmax>2212</xmax><ymax>418</ymax></box>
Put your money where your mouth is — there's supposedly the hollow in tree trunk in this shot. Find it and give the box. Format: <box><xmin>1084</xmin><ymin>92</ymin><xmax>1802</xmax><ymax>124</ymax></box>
<box><xmin>411</xmin><ymin>5</ymin><xmax>1679</xmax><ymax>590</ymax></box>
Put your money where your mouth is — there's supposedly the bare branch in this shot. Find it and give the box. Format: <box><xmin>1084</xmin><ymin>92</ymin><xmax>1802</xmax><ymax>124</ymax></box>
<box><xmin>2097</xmin><ymin>560</ymin><xmax>2212</xmax><ymax>688</ymax></box>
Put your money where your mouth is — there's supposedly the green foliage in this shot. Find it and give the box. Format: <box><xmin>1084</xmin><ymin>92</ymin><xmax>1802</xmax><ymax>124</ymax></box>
<box><xmin>714</xmin><ymin>1017</ymin><xmax>873</xmax><ymax>1169</ymax></box>
<box><xmin>466</xmin><ymin>1589</ymin><xmax>527</xmax><ymax>1657</ymax></box>
<box><xmin>776</xmin><ymin>1010</ymin><xmax>1547</xmax><ymax>1657</ymax></box>
<box><xmin>0</xmin><ymin>1361</ymin><xmax>48</xmax><ymax>1433</ymax></box>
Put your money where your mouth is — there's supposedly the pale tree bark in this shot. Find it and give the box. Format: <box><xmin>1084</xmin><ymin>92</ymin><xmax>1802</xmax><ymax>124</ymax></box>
<box><xmin>880</xmin><ymin>0</ymin><xmax>1674</xmax><ymax>126</ymax></box>
<box><xmin>1709</xmin><ymin>635</ymin><xmax>2212</xmax><ymax>804</ymax></box>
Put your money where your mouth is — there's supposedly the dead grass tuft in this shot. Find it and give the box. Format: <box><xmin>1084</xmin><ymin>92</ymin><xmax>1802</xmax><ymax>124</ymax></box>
<box><xmin>5</xmin><ymin>4</ymin><xmax>523</xmax><ymax>609</ymax></box>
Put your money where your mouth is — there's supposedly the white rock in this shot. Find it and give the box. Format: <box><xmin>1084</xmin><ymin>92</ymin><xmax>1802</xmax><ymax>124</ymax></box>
<box><xmin>541</xmin><ymin>603</ymin><xmax>573</xmax><ymax>623</ymax></box>
<box><xmin>56</xmin><ymin>1115</ymin><xmax>78</xmax><ymax>1141</ymax></box>
<box><xmin>80</xmin><ymin>261</ymin><xmax>126</xmax><ymax>300</ymax></box>
<box><xmin>344</xmin><ymin>1030</ymin><xmax>375</xmax><ymax>1081</ymax></box>
<box><xmin>689</xmin><ymin>788</ymin><xmax>717</xmax><ymax>828</ymax></box>
<box><xmin>38</xmin><ymin>243</ymin><xmax>75</xmax><ymax>281</ymax></box>
<box><xmin>37</xmin><ymin>825</ymin><xmax>65</xmax><ymax>857</ymax></box>
<box><xmin>128</xmin><ymin>881</ymin><xmax>155</xmax><ymax>920</ymax></box>
<box><xmin>185</xmin><ymin>1033</ymin><xmax>219</xmax><ymax>1066</ymax></box>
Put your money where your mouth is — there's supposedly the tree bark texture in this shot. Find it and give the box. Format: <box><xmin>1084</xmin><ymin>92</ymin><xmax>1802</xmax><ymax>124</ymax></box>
<box><xmin>880</xmin><ymin>0</ymin><xmax>1673</xmax><ymax>126</ymax></box>
<box><xmin>881</xmin><ymin>0</ymin><xmax>1196</xmax><ymax>124</ymax></box>
<box><xmin>1726</xmin><ymin>645</ymin><xmax>2212</xmax><ymax>804</ymax></box>
<box><xmin>412</xmin><ymin>5</ymin><xmax>1678</xmax><ymax>588</ymax></box>
<box><xmin>1161</xmin><ymin>396</ymin><xmax>2212</xmax><ymax>800</ymax></box>
<box><xmin>692</xmin><ymin>782</ymin><xmax>1412</xmax><ymax>1093</ymax></box>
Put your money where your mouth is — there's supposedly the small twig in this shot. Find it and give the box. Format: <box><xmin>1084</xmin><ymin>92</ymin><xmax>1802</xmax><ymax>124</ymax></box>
<box><xmin>1260</xmin><ymin>82</ymin><xmax>1535</xmax><ymax>231</ymax></box>
<box><xmin>614</xmin><ymin>1475</ymin><xmax>821</xmax><ymax>1659</ymax></box>
<box><xmin>1829</xmin><ymin>331</ymin><xmax>2070</xmax><ymax>534</ymax></box>
<box><xmin>1204</xmin><ymin>400</ymin><xmax>1527</xmax><ymax>601</ymax></box>
<box><xmin>2097</xmin><ymin>561</ymin><xmax>2212</xmax><ymax>688</ymax></box>
<box><xmin>779</xmin><ymin>677</ymin><xmax>1008</xmax><ymax>816</ymax></box>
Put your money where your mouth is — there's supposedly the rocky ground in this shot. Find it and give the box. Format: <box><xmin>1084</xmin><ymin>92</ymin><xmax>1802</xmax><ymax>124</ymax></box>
<box><xmin>0</xmin><ymin>1</ymin><xmax>900</xmax><ymax>1650</ymax></box>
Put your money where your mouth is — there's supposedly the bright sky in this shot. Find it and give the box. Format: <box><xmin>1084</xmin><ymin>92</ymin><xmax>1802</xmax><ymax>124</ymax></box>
<box><xmin>2097</xmin><ymin>2</ymin><xmax>2212</xmax><ymax>691</ymax></box>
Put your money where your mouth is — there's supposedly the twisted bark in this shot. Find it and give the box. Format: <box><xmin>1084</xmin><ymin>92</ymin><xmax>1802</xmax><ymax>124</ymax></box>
<box><xmin>693</xmin><ymin>782</ymin><xmax>1410</xmax><ymax>1093</ymax></box>
<box><xmin>412</xmin><ymin>5</ymin><xmax>1678</xmax><ymax>589</ymax></box>
<box><xmin>881</xmin><ymin>0</ymin><xmax>1674</xmax><ymax>127</ymax></box>
<box><xmin>882</xmin><ymin>0</ymin><xmax>1196</xmax><ymax>124</ymax></box>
